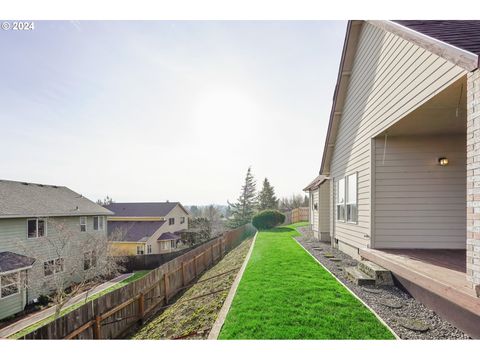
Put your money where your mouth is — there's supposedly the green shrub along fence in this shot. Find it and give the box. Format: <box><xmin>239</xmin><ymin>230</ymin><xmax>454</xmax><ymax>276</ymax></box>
<box><xmin>19</xmin><ymin>224</ymin><xmax>255</xmax><ymax>340</ymax></box>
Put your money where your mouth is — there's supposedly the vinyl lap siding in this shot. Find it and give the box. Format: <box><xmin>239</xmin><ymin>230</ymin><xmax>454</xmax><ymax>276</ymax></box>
<box><xmin>330</xmin><ymin>22</ymin><xmax>466</xmax><ymax>250</ymax></box>
<box><xmin>374</xmin><ymin>135</ymin><xmax>466</xmax><ymax>249</ymax></box>
<box><xmin>319</xmin><ymin>182</ymin><xmax>330</xmax><ymax>233</ymax></box>
<box><xmin>312</xmin><ymin>190</ymin><xmax>319</xmax><ymax>233</ymax></box>
<box><xmin>0</xmin><ymin>291</ymin><xmax>24</xmax><ymax>319</ymax></box>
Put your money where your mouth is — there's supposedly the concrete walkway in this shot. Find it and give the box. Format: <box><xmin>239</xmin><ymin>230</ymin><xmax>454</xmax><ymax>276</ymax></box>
<box><xmin>0</xmin><ymin>272</ymin><xmax>132</xmax><ymax>339</ymax></box>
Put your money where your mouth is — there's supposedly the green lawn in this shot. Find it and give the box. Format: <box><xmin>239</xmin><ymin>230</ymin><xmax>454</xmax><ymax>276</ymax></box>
<box><xmin>10</xmin><ymin>270</ymin><xmax>150</xmax><ymax>339</ymax></box>
<box><xmin>219</xmin><ymin>223</ymin><xmax>395</xmax><ymax>339</ymax></box>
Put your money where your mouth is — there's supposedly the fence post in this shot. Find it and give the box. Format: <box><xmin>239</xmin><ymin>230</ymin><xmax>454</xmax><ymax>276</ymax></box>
<box><xmin>93</xmin><ymin>315</ymin><xmax>102</xmax><ymax>339</ymax></box>
<box><xmin>210</xmin><ymin>245</ymin><xmax>214</xmax><ymax>265</ymax></box>
<box><xmin>194</xmin><ymin>256</ymin><xmax>198</xmax><ymax>277</ymax></box>
<box><xmin>181</xmin><ymin>261</ymin><xmax>186</xmax><ymax>286</ymax></box>
<box><xmin>138</xmin><ymin>293</ymin><xmax>145</xmax><ymax>324</ymax></box>
<box><xmin>164</xmin><ymin>272</ymin><xmax>169</xmax><ymax>304</ymax></box>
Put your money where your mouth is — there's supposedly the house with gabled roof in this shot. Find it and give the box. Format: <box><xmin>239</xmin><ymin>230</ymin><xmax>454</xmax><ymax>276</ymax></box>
<box><xmin>105</xmin><ymin>202</ymin><xmax>190</xmax><ymax>255</ymax></box>
<box><xmin>0</xmin><ymin>179</ymin><xmax>112</xmax><ymax>320</ymax></box>
<box><xmin>305</xmin><ymin>20</ymin><xmax>480</xmax><ymax>338</ymax></box>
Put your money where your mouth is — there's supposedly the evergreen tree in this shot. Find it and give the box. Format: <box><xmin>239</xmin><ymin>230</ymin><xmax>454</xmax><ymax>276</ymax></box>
<box><xmin>258</xmin><ymin>178</ymin><xmax>278</xmax><ymax>210</ymax></box>
<box><xmin>227</xmin><ymin>167</ymin><xmax>257</xmax><ymax>228</ymax></box>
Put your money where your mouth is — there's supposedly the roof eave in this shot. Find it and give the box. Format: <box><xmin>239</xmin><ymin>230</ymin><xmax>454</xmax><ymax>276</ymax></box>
<box><xmin>368</xmin><ymin>20</ymin><xmax>479</xmax><ymax>71</ymax></box>
<box><xmin>320</xmin><ymin>20</ymin><xmax>363</xmax><ymax>176</ymax></box>
<box><xmin>0</xmin><ymin>210</ymin><xmax>114</xmax><ymax>219</ymax></box>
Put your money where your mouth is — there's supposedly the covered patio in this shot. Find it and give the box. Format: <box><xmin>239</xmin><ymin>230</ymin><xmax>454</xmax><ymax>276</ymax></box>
<box><xmin>363</xmin><ymin>74</ymin><xmax>480</xmax><ymax>337</ymax></box>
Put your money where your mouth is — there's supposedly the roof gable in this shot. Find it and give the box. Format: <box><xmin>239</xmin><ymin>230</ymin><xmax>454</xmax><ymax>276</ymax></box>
<box><xmin>320</xmin><ymin>20</ymin><xmax>478</xmax><ymax>175</ymax></box>
<box><xmin>108</xmin><ymin>220</ymin><xmax>166</xmax><ymax>242</ymax></box>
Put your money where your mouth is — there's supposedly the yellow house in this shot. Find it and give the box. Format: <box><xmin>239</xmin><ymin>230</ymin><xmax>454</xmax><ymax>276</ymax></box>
<box><xmin>106</xmin><ymin>202</ymin><xmax>190</xmax><ymax>255</ymax></box>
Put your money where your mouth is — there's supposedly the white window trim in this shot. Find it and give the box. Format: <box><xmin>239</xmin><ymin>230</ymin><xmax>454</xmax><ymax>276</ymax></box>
<box><xmin>336</xmin><ymin>178</ymin><xmax>346</xmax><ymax>223</ymax></box>
<box><xmin>169</xmin><ymin>218</ymin><xmax>175</xmax><ymax>226</ymax></box>
<box><xmin>136</xmin><ymin>245</ymin><xmax>145</xmax><ymax>255</ymax></box>
<box><xmin>0</xmin><ymin>271</ymin><xmax>21</xmax><ymax>299</ymax></box>
<box><xmin>346</xmin><ymin>172</ymin><xmax>358</xmax><ymax>224</ymax></box>
<box><xmin>43</xmin><ymin>257</ymin><xmax>64</xmax><ymax>277</ymax></box>
<box><xmin>147</xmin><ymin>244</ymin><xmax>152</xmax><ymax>254</ymax></box>
<box><xmin>27</xmin><ymin>218</ymin><xmax>47</xmax><ymax>239</ymax></box>
<box><xmin>180</xmin><ymin>217</ymin><xmax>185</xmax><ymax>224</ymax></box>
<box><xmin>80</xmin><ymin>216</ymin><xmax>87</xmax><ymax>232</ymax></box>
<box><xmin>93</xmin><ymin>216</ymin><xmax>104</xmax><ymax>231</ymax></box>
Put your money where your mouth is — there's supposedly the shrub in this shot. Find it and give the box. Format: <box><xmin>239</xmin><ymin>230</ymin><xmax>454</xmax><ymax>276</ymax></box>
<box><xmin>37</xmin><ymin>295</ymin><xmax>50</xmax><ymax>306</ymax></box>
<box><xmin>252</xmin><ymin>210</ymin><xmax>285</xmax><ymax>230</ymax></box>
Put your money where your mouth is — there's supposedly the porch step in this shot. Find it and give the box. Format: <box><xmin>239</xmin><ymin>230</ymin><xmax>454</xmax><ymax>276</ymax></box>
<box><xmin>344</xmin><ymin>266</ymin><xmax>376</xmax><ymax>286</ymax></box>
<box><xmin>358</xmin><ymin>260</ymin><xmax>394</xmax><ymax>286</ymax></box>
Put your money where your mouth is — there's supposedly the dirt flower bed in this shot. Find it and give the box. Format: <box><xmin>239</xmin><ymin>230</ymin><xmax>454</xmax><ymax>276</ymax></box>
<box><xmin>295</xmin><ymin>226</ymin><xmax>470</xmax><ymax>340</ymax></box>
<box><xmin>129</xmin><ymin>237</ymin><xmax>254</xmax><ymax>340</ymax></box>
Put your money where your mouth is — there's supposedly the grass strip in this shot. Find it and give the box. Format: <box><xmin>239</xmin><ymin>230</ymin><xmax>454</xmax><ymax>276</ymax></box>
<box><xmin>131</xmin><ymin>237</ymin><xmax>254</xmax><ymax>339</ymax></box>
<box><xmin>219</xmin><ymin>223</ymin><xmax>395</xmax><ymax>339</ymax></box>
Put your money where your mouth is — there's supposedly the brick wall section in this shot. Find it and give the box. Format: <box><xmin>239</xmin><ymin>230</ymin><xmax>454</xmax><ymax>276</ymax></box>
<box><xmin>466</xmin><ymin>69</ymin><xmax>480</xmax><ymax>296</ymax></box>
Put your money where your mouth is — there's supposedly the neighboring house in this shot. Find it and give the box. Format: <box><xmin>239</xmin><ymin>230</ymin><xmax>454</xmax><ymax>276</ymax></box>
<box><xmin>105</xmin><ymin>202</ymin><xmax>190</xmax><ymax>255</ymax></box>
<box><xmin>305</xmin><ymin>20</ymin><xmax>480</xmax><ymax>337</ymax></box>
<box><xmin>0</xmin><ymin>179</ymin><xmax>112</xmax><ymax>320</ymax></box>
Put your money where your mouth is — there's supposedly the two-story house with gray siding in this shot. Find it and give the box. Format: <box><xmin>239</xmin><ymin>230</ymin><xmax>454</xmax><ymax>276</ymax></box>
<box><xmin>0</xmin><ymin>179</ymin><xmax>113</xmax><ymax>320</ymax></box>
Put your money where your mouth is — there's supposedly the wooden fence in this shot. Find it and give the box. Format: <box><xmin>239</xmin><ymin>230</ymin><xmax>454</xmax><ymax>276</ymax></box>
<box><xmin>283</xmin><ymin>207</ymin><xmax>309</xmax><ymax>224</ymax></box>
<box><xmin>21</xmin><ymin>224</ymin><xmax>255</xmax><ymax>340</ymax></box>
<box><xmin>292</xmin><ymin>207</ymin><xmax>309</xmax><ymax>223</ymax></box>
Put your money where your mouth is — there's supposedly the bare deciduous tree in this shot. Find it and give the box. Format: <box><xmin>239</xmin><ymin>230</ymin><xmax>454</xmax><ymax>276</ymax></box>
<box><xmin>15</xmin><ymin>218</ymin><xmax>125</xmax><ymax>319</ymax></box>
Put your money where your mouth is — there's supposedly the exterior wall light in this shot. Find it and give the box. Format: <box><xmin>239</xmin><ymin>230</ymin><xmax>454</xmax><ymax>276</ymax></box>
<box><xmin>438</xmin><ymin>157</ymin><xmax>449</xmax><ymax>166</ymax></box>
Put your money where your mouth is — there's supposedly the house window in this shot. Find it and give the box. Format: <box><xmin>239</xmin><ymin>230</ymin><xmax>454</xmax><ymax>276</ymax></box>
<box><xmin>27</xmin><ymin>218</ymin><xmax>46</xmax><ymax>238</ymax></box>
<box><xmin>180</xmin><ymin>217</ymin><xmax>185</xmax><ymax>224</ymax></box>
<box><xmin>93</xmin><ymin>216</ymin><xmax>103</xmax><ymax>231</ymax></box>
<box><xmin>346</xmin><ymin>173</ymin><xmax>358</xmax><ymax>223</ymax></box>
<box><xmin>170</xmin><ymin>240</ymin><xmax>176</xmax><ymax>249</ymax></box>
<box><xmin>84</xmin><ymin>251</ymin><xmax>96</xmax><ymax>270</ymax></box>
<box><xmin>336</xmin><ymin>178</ymin><xmax>346</xmax><ymax>222</ymax></box>
<box><xmin>44</xmin><ymin>258</ymin><xmax>63</xmax><ymax>276</ymax></box>
<box><xmin>147</xmin><ymin>245</ymin><xmax>152</xmax><ymax>254</ymax></box>
<box><xmin>0</xmin><ymin>272</ymin><xmax>20</xmax><ymax>298</ymax></box>
<box><xmin>136</xmin><ymin>245</ymin><xmax>145</xmax><ymax>255</ymax></box>
<box><xmin>80</xmin><ymin>216</ymin><xmax>87</xmax><ymax>232</ymax></box>
<box><xmin>169</xmin><ymin>218</ymin><xmax>175</xmax><ymax>225</ymax></box>
<box><xmin>160</xmin><ymin>241</ymin><xmax>168</xmax><ymax>251</ymax></box>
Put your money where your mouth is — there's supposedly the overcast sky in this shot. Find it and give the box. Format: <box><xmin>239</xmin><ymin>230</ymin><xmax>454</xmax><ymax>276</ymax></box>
<box><xmin>1</xmin><ymin>21</ymin><xmax>346</xmax><ymax>205</ymax></box>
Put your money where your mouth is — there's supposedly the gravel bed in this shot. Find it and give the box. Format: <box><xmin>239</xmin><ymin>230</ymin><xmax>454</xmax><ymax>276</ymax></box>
<box><xmin>295</xmin><ymin>226</ymin><xmax>471</xmax><ymax>340</ymax></box>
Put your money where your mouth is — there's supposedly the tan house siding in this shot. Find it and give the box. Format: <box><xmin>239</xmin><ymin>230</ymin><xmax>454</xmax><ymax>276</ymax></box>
<box><xmin>312</xmin><ymin>189</ymin><xmax>319</xmax><ymax>237</ymax></box>
<box><xmin>319</xmin><ymin>181</ymin><xmax>330</xmax><ymax>240</ymax></box>
<box><xmin>467</xmin><ymin>69</ymin><xmax>480</xmax><ymax>290</ymax></box>
<box><xmin>374</xmin><ymin>135</ymin><xmax>466</xmax><ymax>249</ymax></box>
<box><xmin>144</xmin><ymin>204</ymin><xmax>190</xmax><ymax>254</ymax></box>
<box><xmin>330</xmin><ymin>21</ymin><xmax>466</xmax><ymax>250</ymax></box>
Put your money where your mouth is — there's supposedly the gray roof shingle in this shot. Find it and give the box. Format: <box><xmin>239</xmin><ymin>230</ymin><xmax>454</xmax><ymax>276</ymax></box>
<box><xmin>157</xmin><ymin>232</ymin><xmax>180</xmax><ymax>241</ymax></box>
<box><xmin>108</xmin><ymin>221</ymin><xmax>166</xmax><ymax>242</ymax></box>
<box><xmin>0</xmin><ymin>252</ymin><xmax>36</xmax><ymax>273</ymax></box>
<box><xmin>0</xmin><ymin>179</ymin><xmax>113</xmax><ymax>219</ymax></box>
<box><xmin>105</xmin><ymin>202</ymin><xmax>188</xmax><ymax>217</ymax></box>
<box><xmin>393</xmin><ymin>20</ymin><xmax>480</xmax><ymax>56</ymax></box>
